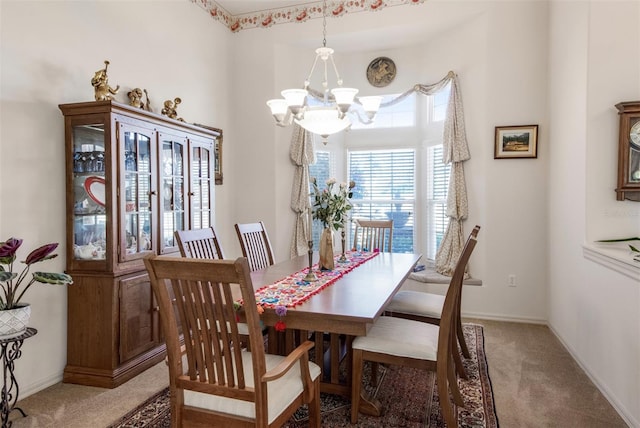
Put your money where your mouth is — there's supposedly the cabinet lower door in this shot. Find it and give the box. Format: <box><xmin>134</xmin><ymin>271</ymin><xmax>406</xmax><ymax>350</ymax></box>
<box><xmin>119</xmin><ymin>273</ymin><xmax>161</xmax><ymax>362</ymax></box>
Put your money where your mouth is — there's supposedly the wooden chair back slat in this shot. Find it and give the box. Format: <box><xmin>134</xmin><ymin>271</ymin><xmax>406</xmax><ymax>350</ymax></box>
<box><xmin>145</xmin><ymin>257</ymin><xmax>261</xmax><ymax>395</ymax></box>
<box><xmin>353</xmin><ymin>219</ymin><xmax>393</xmax><ymax>252</ymax></box>
<box><xmin>175</xmin><ymin>227</ymin><xmax>225</xmax><ymax>260</ymax></box>
<box><xmin>235</xmin><ymin>222</ymin><xmax>275</xmax><ymax>272</ymax></box>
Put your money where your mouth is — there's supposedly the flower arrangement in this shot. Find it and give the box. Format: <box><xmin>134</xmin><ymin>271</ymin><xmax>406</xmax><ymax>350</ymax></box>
<box><xmin>0</xmin><ymin>238</ymin><xmax>73</xmax><ymax>310</ymax></box>
<box><xmin>310</xmin><ymin>177</ymin><xmax>356</xmax><ymax>230</ymax></box>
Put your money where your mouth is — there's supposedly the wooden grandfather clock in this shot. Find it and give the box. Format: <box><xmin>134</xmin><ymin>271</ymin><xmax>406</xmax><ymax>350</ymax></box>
<box><xmin>615</xmin><ymin>101</ymin><xmax>640</xmax><ymax>201</ymax></box>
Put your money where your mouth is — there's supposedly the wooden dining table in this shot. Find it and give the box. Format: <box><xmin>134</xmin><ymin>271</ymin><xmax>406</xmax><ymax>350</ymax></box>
<box><xmin>249</xmin><ymin>251</ymin><xmax>422</xmax><ymax>415</ymax></box>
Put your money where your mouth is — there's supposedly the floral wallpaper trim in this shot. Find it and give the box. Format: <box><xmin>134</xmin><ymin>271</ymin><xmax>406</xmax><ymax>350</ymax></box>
<box><xmin>191</xmin><ymin>0</ymin><xmax>426</xmax><ymax>33</ymax></box>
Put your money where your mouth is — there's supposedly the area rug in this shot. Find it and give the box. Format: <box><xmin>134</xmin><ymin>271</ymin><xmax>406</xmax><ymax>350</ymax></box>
<box><xmin>108</xmin><ymin>324</ymin><xmax>498</xmax><ymax>427</ymax></box>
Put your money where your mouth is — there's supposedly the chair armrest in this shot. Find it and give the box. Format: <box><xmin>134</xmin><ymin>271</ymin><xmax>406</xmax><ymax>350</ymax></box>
<box><xmin>262</xmin><ymin>340</ymin><xmax>314</xmax><ymax>383</ymax></box>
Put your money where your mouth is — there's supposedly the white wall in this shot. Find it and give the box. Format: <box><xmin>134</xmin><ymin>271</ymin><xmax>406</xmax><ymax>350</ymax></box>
<box><xmin>0</xmin><ymin>0</ymin><xmax>231</xmax><ymax>396</ymax></box>
<box><xmin>548</xmin><ymin>1</ymin><xmax>640</xmax><ymax>426</ymax></box>
<box><xmin>1</xmin><ymin>2</ymin><xmax>638</xmax><ymax>424</ymax></box>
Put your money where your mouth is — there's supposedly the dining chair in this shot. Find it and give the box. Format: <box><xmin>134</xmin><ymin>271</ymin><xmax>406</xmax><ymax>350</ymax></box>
<box><xmin>175</xmin><ymin>226</ymin><xmax>255</xmax><ymax>348</ymax></box>
<box><xmin>350</xmin><ymin>227</ymin><xmax>479</xmax><ymax>426</ymax></box>
<box><xmin>235</xmin><ymin>222</ymin><xmax>275</xmax><ymax>272</ymax></box>
<box><xmin>385</xmin><ymin>225</ymin><xmax>481</xmax><ymax>376</ymax></box>
<box><xmin>351</xmin><ymin>219</ymin><xmax>393</xmax><ymax>252</ymax></box>
<box><xmin>144</xmin><ymin>255</ymin><xmax>321</xmax><ymax>428</ymax></box>
<box><xmin>234</xmin><ymin>221</ymin><xmax>299</xmax><ymax>354</ymax></box>
<box><xmin>175</xmin><ymin>227</ymin><xmax>225</xmax><ymax>260</ymax></box>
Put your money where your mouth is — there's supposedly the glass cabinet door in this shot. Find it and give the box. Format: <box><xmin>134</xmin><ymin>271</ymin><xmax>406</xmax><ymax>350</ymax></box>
<box><xmin>189</xmin><ymin>138</ymin><xmax>214</xmax><ymax>229</ymax></box>
<box><xmin>119</xmin><ymin>123</ymin><xmax>155</xmax><ymax>262</ymax></box>
<box><xmin>158</xmin><ymin>133</ymin><xmax>188</xmax><ymax>253</ymax></box>
<box><xmin>72</xmin><ymin>124</ymin><xmax>107</xmax><ymax>261</ymax></box>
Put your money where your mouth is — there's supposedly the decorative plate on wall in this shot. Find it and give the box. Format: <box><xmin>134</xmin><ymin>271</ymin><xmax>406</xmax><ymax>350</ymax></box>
<box><xmin>366</xmin><ymin>57</ymin><xmax>396</xmax><ymax>88</ymax></box>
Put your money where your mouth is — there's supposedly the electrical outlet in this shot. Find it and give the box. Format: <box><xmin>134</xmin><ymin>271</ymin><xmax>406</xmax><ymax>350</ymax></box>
<box><xmin>508</xmin><ymin>274</ymin><xmax>516</xmax><ymax>287</ymax></box>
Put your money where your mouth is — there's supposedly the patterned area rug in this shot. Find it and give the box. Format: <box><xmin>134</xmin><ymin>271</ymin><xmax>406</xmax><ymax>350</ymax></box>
<box><xmin>108</xmin><ymin>324</ymin><xmax>498</xmax><ymax>427</ymax></box>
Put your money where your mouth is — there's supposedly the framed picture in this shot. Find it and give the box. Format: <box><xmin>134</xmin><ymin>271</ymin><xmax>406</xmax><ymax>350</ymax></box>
<box><xmin>494</xmin><ymin>125</ymin><xmax>538</xmax><ymax>159</ymax></box>
<box><xmin>194</xmin><ymin>124</ymin><xmax>223</xmax><ymax>185</ymax></box>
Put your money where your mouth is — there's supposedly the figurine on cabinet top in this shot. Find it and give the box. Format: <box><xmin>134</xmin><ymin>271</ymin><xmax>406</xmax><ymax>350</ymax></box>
<box><xmin>128</xmin><ymin>87</ymin><xmax>153</xmax><ymax>112</ymax></box>
<box><xmin>161</xmin><ymin>97</ymin><xmax>184</xmax><ymax>122</ymax></box>
<box><xmin>91</xmin><ymin>60</ymin><xmax>120</xmax><ymax>101</ymax></box>
<box><xmin>127</xmin><ymin>88</ymin><xmax>144</xmax><ymax>109</ymax></box>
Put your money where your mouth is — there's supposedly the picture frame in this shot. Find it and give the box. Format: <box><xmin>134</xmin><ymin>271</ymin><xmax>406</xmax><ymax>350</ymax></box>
<box><xmin>494</xmin><ymin>125</ymin><xmax>538</xmax><ymax>159</ymax></box>
<box><xmin>194</xmin><ymin>124</ymin><xmax>223</xmax><ymax>185</ymax></box>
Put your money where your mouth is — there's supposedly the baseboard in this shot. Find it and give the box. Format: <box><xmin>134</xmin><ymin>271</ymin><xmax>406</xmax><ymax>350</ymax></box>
<box><xmin>548</xmin><ymin>324</ymin><xmax>638</xmax><ymax>428</ymax></box>
<box><xmin>461</xmin><ymin>311</ymin><xmax>547</xmax><ymax>325</ymax></box>
<box><xmin>20</xmin><ymin>372</ymin><xmax>63</xmax><ymax>399</ymax></box>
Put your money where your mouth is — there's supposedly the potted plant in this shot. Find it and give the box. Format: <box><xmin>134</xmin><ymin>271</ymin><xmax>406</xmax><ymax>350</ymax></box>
<box><xmin>0</xmin><ymin>238</ymin><xmax>73</xmax><ymax>338</ymax></box>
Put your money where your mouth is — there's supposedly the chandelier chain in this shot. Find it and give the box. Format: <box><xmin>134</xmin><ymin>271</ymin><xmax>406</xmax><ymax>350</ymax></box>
<box><xmin>322</xmin><ymin>0</ymin><xmax>327</xmax><ymax>47</ymax></box>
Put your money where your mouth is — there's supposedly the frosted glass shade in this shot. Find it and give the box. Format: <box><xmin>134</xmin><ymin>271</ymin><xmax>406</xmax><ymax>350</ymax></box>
<box><xmin>281</xmin><ymin>89</ymin><xmax>308</xmax><ymax>108</ymax></box>
<box><xmin>295</xmin><ymin>107</ymin><xmax>350</xmax><ymax>137</ymax></box>
<box><xmin>266</xmin><ymin>99</ymin><xmax>288</xmax><ymax>118</ymax></box>
<box><xmin>359</xmin><ymin>96</ymin><xmax>383</xmax><ymax>113</ymax></box>
<box><xmin>331</xmin><ymin>87</ymin><xmax>358</xmax><ymax>107</ymax></box>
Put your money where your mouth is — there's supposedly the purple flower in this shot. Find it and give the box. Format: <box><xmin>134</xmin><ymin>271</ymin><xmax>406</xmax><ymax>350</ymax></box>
<box><xmin>275</xmin><ymin>305</ymin><xmax>287</xmax><ymax>317</ymax></box>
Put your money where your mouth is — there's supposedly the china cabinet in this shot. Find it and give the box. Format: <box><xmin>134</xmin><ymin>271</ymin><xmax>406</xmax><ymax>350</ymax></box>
<box><xmin>60</xmin><ymin>100</ymin><xmax>219</xmax><ymax>387</ymax></box>
<box><xmin>615</xmin><ymin>101</ymin><xmax>640</xmax><ymax>201</ymax></box>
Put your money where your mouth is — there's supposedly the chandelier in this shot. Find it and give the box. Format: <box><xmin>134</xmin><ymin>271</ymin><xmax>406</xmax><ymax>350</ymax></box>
<box><xmin>266</xmin><ymin>0</ymin><xmax>382</xmax><ymax>143</ymax></box>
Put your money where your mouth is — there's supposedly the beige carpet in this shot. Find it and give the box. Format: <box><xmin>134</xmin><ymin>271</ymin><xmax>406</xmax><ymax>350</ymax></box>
<box><xmin>11</xmin><ymin>319</ymin><xmax>629</xmax><ymax>427</ymax></box>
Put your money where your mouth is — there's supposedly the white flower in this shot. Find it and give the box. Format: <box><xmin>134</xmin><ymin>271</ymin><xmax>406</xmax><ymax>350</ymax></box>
<box><xmin>311</xmin><ymin>177</ymin><xmax>355</xmax><ymax>231</ymax></box>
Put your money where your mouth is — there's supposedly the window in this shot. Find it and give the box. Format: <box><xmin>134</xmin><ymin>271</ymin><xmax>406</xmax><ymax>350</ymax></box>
<box><xmin>425</xmin><ymin>144</ymin><xmax>450</xmax><ymax>259</ymax></box>
<box><xmin>306</xmin><ymin>88</ymin><xmax>451</xmax><ymax>259</ymax></box>
<box><xmin>308</xmin><ymin>150</ymin><xmax>332</xmax><ymax>246</ymax></box>
<box><xmin>348</xmin><ymin>149</ymin><xmax>415</xmax><ymax>253</ymax></box>
<box><xmin>431</xmin><ymin>88</ymin><xmax>449</xmax><ymax>122</ymax></box>
<box><xmin>349</xmin><ymin>94</ymin><xmax>416</xmax><ymax>130</ymax></box>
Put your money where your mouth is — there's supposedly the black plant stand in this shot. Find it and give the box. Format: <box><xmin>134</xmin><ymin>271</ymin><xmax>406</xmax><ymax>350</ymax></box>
<box><xmin>0</xmin><ymin>327</ymin><xmax>36</xmax><ymax>427</ymax></box>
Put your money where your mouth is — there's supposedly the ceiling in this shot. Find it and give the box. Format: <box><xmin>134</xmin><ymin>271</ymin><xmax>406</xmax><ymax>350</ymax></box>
<box><xmin>215</xmin><ymin>1</ymin><xmax>316</xmax><ymax>16</ymax></box>
<box><xmin>201</xmin><ymin>0</ymin><xmax>434</xmax><ymax>36</ymax></box>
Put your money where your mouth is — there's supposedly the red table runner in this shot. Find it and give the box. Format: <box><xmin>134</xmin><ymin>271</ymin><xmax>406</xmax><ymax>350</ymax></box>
<box><xmin>253</xmin><ymin>251</ymin><xmax>379</xmax><ymax>308</ymax></box>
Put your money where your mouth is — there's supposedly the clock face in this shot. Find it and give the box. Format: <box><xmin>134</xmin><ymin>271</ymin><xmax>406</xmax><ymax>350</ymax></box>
<box><xmin>630</xmin><ymin>121</ymin><xmax>640</xmax><ymax>150</ymax></box>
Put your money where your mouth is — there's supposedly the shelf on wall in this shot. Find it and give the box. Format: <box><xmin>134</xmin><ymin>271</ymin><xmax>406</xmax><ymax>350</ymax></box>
<box><xmin>583</xmin><ymin>241</ymin><xmax>640</xmax><ymax>281</ymax></box>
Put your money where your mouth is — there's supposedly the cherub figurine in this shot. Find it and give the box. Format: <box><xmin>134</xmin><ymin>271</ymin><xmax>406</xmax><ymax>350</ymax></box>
<box><xmin>127</xmin><ymin>88</ymin><xmax>144</xmax><ymax>109</ymax></box>
<box><xmin>91</xmin><ymin>60</ymin><xmax>120</xmax><ymax>101</ymax></box>
<box><xmin>161</xmin><ymin>97</ymin><xmax>184</xmax><ymax>121</ymax></box>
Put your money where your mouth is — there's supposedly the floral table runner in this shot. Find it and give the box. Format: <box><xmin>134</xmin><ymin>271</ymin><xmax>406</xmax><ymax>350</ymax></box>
<box><xmin>253</xmin><ymin>251</ymin><xmax>379</xmax><ymax>308</ymax></box>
